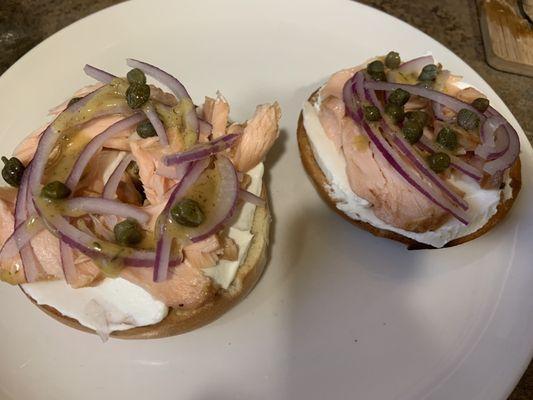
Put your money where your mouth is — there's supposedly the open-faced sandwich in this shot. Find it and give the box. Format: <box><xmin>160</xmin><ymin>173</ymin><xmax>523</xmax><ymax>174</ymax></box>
<box><xmin>0</xmin><ymin>59</ymin><xmax>280</xmax><ymax>340</ymax></box>
<box><xmin>298</xmin><ymin>52</ymin><xmax>521</xmax><ymax>248</ymax></box>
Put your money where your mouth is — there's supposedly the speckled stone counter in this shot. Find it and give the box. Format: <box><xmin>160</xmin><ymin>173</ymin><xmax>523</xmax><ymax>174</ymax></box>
<box><xmin>0</xmin><ymin>0</ymin><xmax>531</xmax><ymax>398</ymax></box>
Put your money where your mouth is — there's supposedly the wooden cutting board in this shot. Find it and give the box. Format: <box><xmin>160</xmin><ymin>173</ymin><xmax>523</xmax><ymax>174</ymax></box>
<box><xmin>478</xmin><ymin>0</ymin><xmax>533</xmax><ymax>77</ymax></box>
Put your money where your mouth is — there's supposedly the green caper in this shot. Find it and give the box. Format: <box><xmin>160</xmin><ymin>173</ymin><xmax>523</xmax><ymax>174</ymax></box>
<box><xmin>363</xmin><ymin>105</ymin><xmax>381</xmax><ymax>122</ymax></box>
<box><xmin>367</xmin><ymin>60</ymin><xmax>386</xmax><ymax>81</ymax></box>
<box><xmin>456</xmin><ymin>108</ymin><xmax>480</xmax><ymax>130</ymax></box>
<box><xmin>385</xmin><ymin>51</ymin><xmax>401</xmax><ymax>69</ymax></box>
<box><xmin>427</xmin><ymin>152</ymin><xmax>451</xmax><ymax>173</ymax></box>
<box><xmin>126</xmin><ymin>83</ymin><xmax>150</xmax><ymax>109</ymax></box>
<box><xmin>67</xmin><ymin>97</ymin><xmax>82</xmax><ymax>107</ymax></box>
<box><xmin>402</xmin><ymin>120</ymin><xmax>423</xmax><ymax>144</ymax></box>
<box><xmin>127</xmin><ymin>68</ymin><xmax>146</xmax><ymax>85</ymax></box>
<box><xmin>41</xmin><ymin>181</ymin><xmax>71</xmax><ymax>199</ymax></box>
<box><xmin>114</xmin><ymin>219</ymin><xmax>143</xmax><ymax>246</ymax></box>
<box><xmin>418</xmin><ymin>64</ymin><xmax>438</xmax><ymax>81</ymax></box>
<box><xmin>1</xmin><ymin>156</ymin><xmax>25</xmax><ymax>187</ymax></box>
<box><xmin>388</xmin><ymin>88</ymin><xmax>411</xmax><ymax>106</ymax></box>
<box><xmin>170</xmin><ymin>198</ymin><xmax>205</xmax><ymax>227</ymax></box>
<box><xmin>385</xmin><ymin>103</ymin><xmax>404</xmax><ymax>123</ymax></box>
<box><xmin>471</xmin><ymin>97</ymin><xmax>489</xmax><ymax>112</ymax></box>
<box><xmin>436</xmin><ymin>127</ymin><xmax>458</xmax><ymax>151</ymax></box>
<box><xmin>405</xmin><ymin>110</ymin><xmax>429</xmax><ymax>127</ymax></box>
<box><xmin>136</xmin><ymin>120</ymin><xmax>156</xmax><ymax>138</ymax></box>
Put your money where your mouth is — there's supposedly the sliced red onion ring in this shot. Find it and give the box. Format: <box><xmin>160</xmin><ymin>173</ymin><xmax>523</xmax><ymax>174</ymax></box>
<box><xmin>480</xmin><ymin>116</ymin><xmax>504</xmax><ymax>147</ymax></box>
<box><xmin>153</xmin><ymin>159</ymin><xmax>210</xmax><ymax>281</ymax></box>
<box><xmin>475</xmin><ymin>125</ymin><xmax>509</xmax><ymax>161</ymax></box>
<box><xmin>126</xmin><ymin>58</ymin><xmax>198</xmax><ymax>135</ymax></box>
<box><xmin>365</xmin><ymin>80</ymin><xmax>482</xmax><ymax>117</ymax></box>
<box><xmin>143</xmin><ymin>103</ymin><xmax>169</xmax><ymax>146</ymax></box>
<box><xmin>397</xmin><ymin>55</ymin><xmax>435</xmax><ymax>76</ymax></box>
<box><xmin>189</xmin><ymin>156</ymin><xmax>239</xmax><ymax>242</ymax></box>
<box><xmin>65</xmin><ymin>113</ymin><xmax>145</xmax><ymax>190</ymax></box>
<box><xmin>103</xmin><ymin>154</ymin><xmax>134</xmax><ymax>199</ymax></box>
<box><xmin>83</xmin><ymin>64</ymin><xmax>116</xmax><ymax>84</ymax></box>
<box><xmin>344</xmin><ymin>73</ymin><xmax>469</xmax><ymax>225</ymax></box>
<box><xmin>418</xmin><ymin>137</ymin><xmax>483</xmax><ymax>181</ymax></box>
<box><xmin>239</xmin><ymin>189</ymin><xmax>265</xmax><ymax>206</ymax></box>
<box><xmin>163</xmin><ymin>133</ymin><xmax>240</xmax><ymax>166</ymax></box>
<box><xmin>15</xmin><ymin>168</ymin><xmax>43</xmax><ymax>281</ymax></box>
<box><xmin>0</xmin><ymin>219</ymin><xmax>44</xmax><ymax>261</ymax></box>
<box><xmin>60</xmin><ymin>240</ymin><xmax>78</xmax><ymax>285</ymax></box>
<box><xmin>153</xmin><ymin>235</ymin><xmax>173</xmax><ymax>282</ymax></box>
<box><xmin>482</xmin><ymin>121</ymin><xmax>520</xmax><ymax>175</ymax></box>
<box><xmin>62</xmin><ymin>197</ymin><xmax>150</xmax><ymax>224</ymax></box>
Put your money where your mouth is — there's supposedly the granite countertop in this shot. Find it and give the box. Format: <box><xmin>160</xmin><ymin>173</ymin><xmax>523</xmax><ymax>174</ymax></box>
<box><xmin>0</xmin><ymin>0</ymin><xmax>531</xmax><ymax>398</ymax></box>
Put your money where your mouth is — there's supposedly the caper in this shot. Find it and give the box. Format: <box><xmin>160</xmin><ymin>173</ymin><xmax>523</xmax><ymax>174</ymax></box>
<box><xmin>127</xmin><ymin>68</ymin><xmax>146</xmax><ymax>85</ymax></box>
<box><xmin>405</xmin><ymin>110</ymin><xmax>429</xmax><ymax>127</ymax></box>
<box><xmin>126</xmin><ymin>83</ymin><xmax>150</xmax><ymax>109</ymax></box>
<box><xmin>436</xmin><ymin>127</ymin><xmax>458</xmax><ymax>151</ymax></box>
<box><xmin>67</xmin><ymin>97</ymin><xmax>82</xmax><ymax>107</ymax></box>
<box><xmin>170</xmin><ymin>198</ymin><xmax>205</xmax><ymax>227</ymax></box>
<box><xmin>385</xmin><ymin>51</ymin><xmax>401</xmax><ymax>69</ymax></box>
<box><xmin>456</xmin><ymin>108</ymin><xmax>480</xmax><ymax>130</ymax></box>
<box><xmin>471</xmin><ymin>97</ymin><xmax>489</xmax><ymax>112</ymax></box>
<box><xmin>388</xmin><ymin>88</ymin><xmax>410</xmax><ymax>106</ymax></box>
<box><xmin>1</xmin><ymin>156</ymin><xmax>25</xmax><ymax>187</ymax></box>
<box><xmin>136</xmin><ymin>120</ymin><xmax>157</xmax><ymax>138</ymax></box>
<box><xmin>114</xmin><ymin>219</ymin><xmax>143</xmax><ymax>246</ymax></box>
<box><xmin>385</xmin><ymin>103</ymin><xmax>404</xmax><ymax>123</ymax></box>
<box><xmin>363</xmin><ymin>105</ymin><xmax>381</xmax><ymax>122</ymax></box>
<box><xmin>41</xmin><ymin>181</ymin><xmax>71</xmax><ymax>199</ymax></box>
<box><xmin>367</xmin><ymin>60</ymin><xmax>386</xmax><ymax>81</ymax></box>
<box><xmin>418</xmin><ymin>64</ymin><xmax>438</xmax><ymax>81</ymax></box>
<box><xmin>427</xmin><ymin>152</ymin><xmax>450</xmax><ymax>173</ymax></box>
<box><xmin>402</xmin><ymin>120</ymin><xmax>423</xmax><ymax>144</ymax></box>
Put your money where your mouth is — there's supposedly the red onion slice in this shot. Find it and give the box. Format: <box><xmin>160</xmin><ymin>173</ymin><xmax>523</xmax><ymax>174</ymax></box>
<box><xmin>397</xmin><ymin>55</ymin><xmax>435</xmax><ymax>76</ymax></box>
<box><xmin>482</xmin><ymin>122</ymin><xmax>520</xmax><ymax>175</ymax></box>
<box><xmin>103</xmin><ymin>154</ymin><xmax>134</xmax><ymax>199</ymax></box>
<box><xmin>15</xmin><ymin>168</ymin><xmax>43</xmax><ymax>281</ymax></box>
<box><xmin>365</xmin><ymin>80</ymin><xmax>482</xmax><ymax>117</ymax></box>
<box><xmin>198</xmin><ymin>119</ymin><xmax>213</xmax><ymax>138</ymax></box>
<box><xmin>65</xmin><ymin>113</ymin><xmax>145</xmax><ymax>190</ymax></box>
<box><xmin>418</xmin><ymin>137</ymin><xmax>483</xmax><ymax>181</ymax></box>
<box><xmin>0</xmin><ymin>219</ymin><xmax>44</xmax><ymax>261</ymax></box>
<box><xmin>239</xmin><ymin>189</ymin><xmax>265</xmax><ymax>206</ymax></box>
<box><xmin>60</xmin><ymin>240</ymin><xmax>78</xmax><ymax>285</ymax></box>
<box><xmin>83</xmin><ymin>64</ymin><xmax>116</xmax><ymax>84</ymax></box>
<box><xmin>344</xmin><ymin>73</ymin><xmax>470</xmax><ymax>225</ymax></box>
<box><xmin>153</xmin><ymin>159</ymin><xmax>210</xmax><ymax>281</ymax></box>
<box><xmin>143</xmin><ymin>103</ymin><xmax>169</xmax><ymax>146</ymax></box>
<box><xmin>126</xmin><ymin>58</ymin><xmax>198</xmax><ymax>135</ymax></box>
<box><xmin>163</xmin><ymin>133</ymin><xmax>240</xmax><ymax>166</ymax></box>
<box><xmin>62</xmin><ymin>197</ymin><xmax>150</xmax><ymax>224</ymax></box>
<box><xmin>189</xmin><ymin>156</ymin><xmax>239</xmax><ymax>242</ymax></box>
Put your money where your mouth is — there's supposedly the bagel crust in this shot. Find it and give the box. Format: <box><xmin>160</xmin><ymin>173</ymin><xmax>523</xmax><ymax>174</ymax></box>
<box><xmin>297</xmin><ymin>92</ymin><xmax>522</xmax><ymax>249</ymax></box>
<box><xmin>25</xmin><ymin>185</ymin><xmax>271</xmax><ymax>339</ymax></box>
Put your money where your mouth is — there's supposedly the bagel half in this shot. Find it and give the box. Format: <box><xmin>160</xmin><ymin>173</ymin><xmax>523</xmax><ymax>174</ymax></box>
<box><xmin>25</xmin><ymin>185</ymin><xmax>270</xmax><ymax>339</ymax></box>
<box><xmin>297</xmin><ymin>92</ymin><xmax>522</xmax><ymax>249</ymax></box>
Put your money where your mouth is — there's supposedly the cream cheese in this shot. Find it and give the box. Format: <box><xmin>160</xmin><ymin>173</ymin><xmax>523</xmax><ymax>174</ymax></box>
<box><xmin>22</xmin><ymin>163</ymin><xmax>264</xmax><ymax>335</ymax></box>
<box><xmin>303</xmin><ymin>99</ymin><xmax>511</xmax><ymax>248</ymax></box>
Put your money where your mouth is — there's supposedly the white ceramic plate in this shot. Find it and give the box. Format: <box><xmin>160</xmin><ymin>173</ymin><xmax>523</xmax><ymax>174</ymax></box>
<box><xmin>0</xmin><ymin>0</ymin><xmax>532</xmax><ymax>399</ymax></box>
